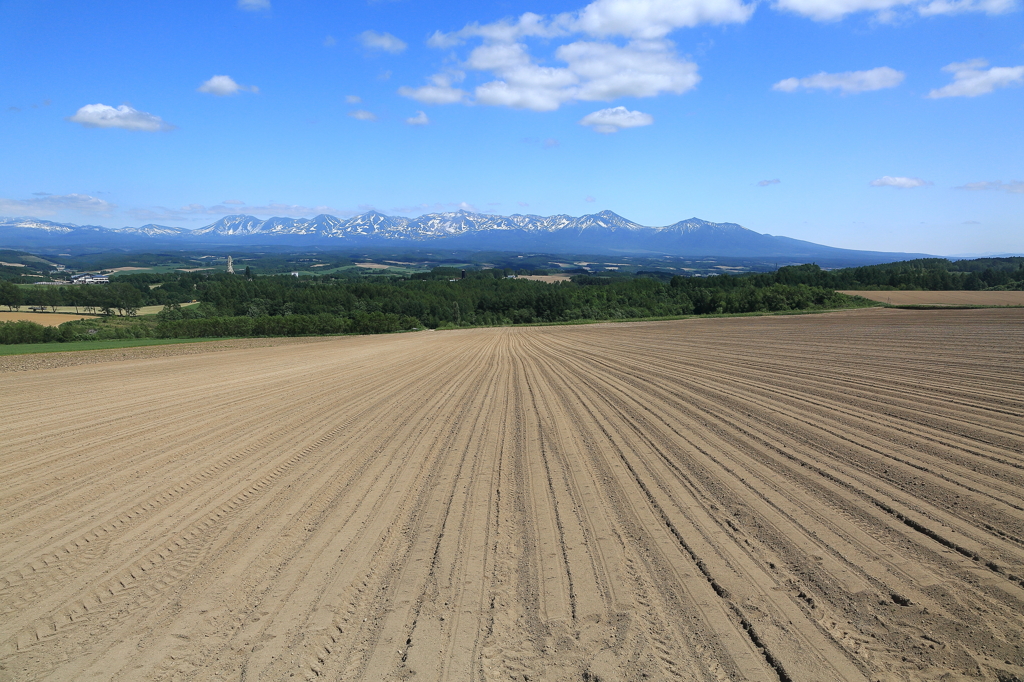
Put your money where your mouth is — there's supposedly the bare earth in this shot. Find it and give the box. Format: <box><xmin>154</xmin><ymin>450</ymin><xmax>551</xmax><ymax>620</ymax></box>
<box><xmin>841</xmin><ymin>290</ymin><xmax>1024</xmax><ymax>306</ymax></box>
<box><xmin>0</xmin><ymin>312</ymin><xmax>100</xmax><ymax>326</ymax></box>
<box><xmin>1</xmin><ymin>309</ymin><xmax>1023</xmax><ymax>682</ymax></box>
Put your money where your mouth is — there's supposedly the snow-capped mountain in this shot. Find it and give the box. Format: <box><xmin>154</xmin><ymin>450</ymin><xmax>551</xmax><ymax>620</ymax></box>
<box><xmin>0</xmin><ymin>211</ymin><xmax>930</xmax><ymax>263</ymax></box>
<box><xmin>111</xmin><ymin>224</ymin><xmax>192</xmax><ymax>237</ymax></box>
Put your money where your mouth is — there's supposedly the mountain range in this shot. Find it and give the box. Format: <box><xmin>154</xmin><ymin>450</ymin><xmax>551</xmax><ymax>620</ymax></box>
<box><xmin>0</xmin><ymin>210</ymin><xmax>930</xmax><ymax>264</ymax></box>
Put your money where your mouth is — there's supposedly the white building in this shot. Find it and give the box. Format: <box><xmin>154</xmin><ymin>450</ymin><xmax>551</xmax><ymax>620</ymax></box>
<box><xmin>71</xmin><ymin>273</ymin><xmax>110</xmax><ymax>284</ymax></box>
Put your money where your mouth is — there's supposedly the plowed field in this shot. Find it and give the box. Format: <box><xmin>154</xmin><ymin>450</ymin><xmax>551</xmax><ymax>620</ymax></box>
<box><xmin>2</xmin><ymin>308</ymin><xmax>1022</xmax><ymax>682</ymax></box>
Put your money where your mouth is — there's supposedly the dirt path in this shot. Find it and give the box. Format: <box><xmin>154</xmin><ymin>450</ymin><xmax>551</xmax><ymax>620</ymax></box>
<box><xmin>1</xmin><ymin>308</ymin><xmax>1022</xmax><ymax>681</ymax></box>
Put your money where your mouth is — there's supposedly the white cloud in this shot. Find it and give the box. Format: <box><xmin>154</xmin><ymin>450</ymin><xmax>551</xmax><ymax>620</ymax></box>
<box><xmin>406</xmin><ymin>39</ymin><xmax>697</xmax><ymax>112</ymax></box>
<box><xmin>398</xmin><ymin>72</ymin><xmax>469</xmax><ymax>105</ymax></box>
<box><xmin>428</xmin><ymin>0</ymin><xmax>754</xmax><ymax>46</ymax></box>
<box><xmin>758</xmin><ymin>179</ymin><xmax>781</xmax><ymax>186</ymax></box>
<box><xmin>406</xmin><ymin>111</ymin><xmax>430</xmax><ymax>125</ymax></box>
<box><xmin>870</xmin><ymin>176</ymin><xmax>932</xmax><ymax>188</ymax></box>
<box><xmin>67</xmin><ymin>104</ymin><xmax>174</xmax><ymax>132</ymax></box>
<box><xmin>772</xmin><ymin>0</ymin><xmax>1014</xmax><ymax>20</ymax></box>
<box><xmin>585</xmin><ymin>195</ymin><xmax>596</xmax><ymax>202</ymax></box>
<box><xmin>409</xmin><ymin>1</ymin><xmax>727</xmax><ymax>113</ymax></box>
<box><xmin>324</xmin><ymin>35</ymin><xmax>336</xmax><ymax>47</ymax></box>
<box><xmin>0</xmin><ymin>193</ymin><xmax>116</xmax><ymax>216</ymax></box>
<box><xmin>346</xmin><ymin>95</ymin><xmax>362</xmax><ymax>104</ymax></box>
<box><xmin>427</xmin><ymin>12</ymin><xmax>571</xmax><ymax>48</ymax></box>
<box><xmin>927</xmin><ymin>59</ymin><xmax>1024</xmax><ymax>98</ymax></box>
<box><xmin>574</xmin><ymin>0</ymin><xmax>755</xmax><ymax>38</ymax></box>
<box><xmin>198</xmin><ymin>75</ymin><xmax>259</xmax><ymax>96</ymax></box>
<box><xmin>349</xmin><ymin>110</ymin><xmax>378</xmax><ymax>121</ymax></box>
<box><xmin>360</xmin><ymin>30</ymin><xmax>407</xmax><ymax>54</ymax></box>
<box><xmin>918</xmin><ymin>0</ymin><xmax>1016</xmax><ymax>14</ymax></box>
<box><xmin>579</xmin><ymin>106</ymin><xmax>653</xmax><ymax>133</ymax></box>
<box><xmin>773</xmin><ymin>67</ymin><xmax>904</xmax><ymax>94</ymax></box>
<box><xmin>237</xmin><ymin>0</ymin><xmax>270</xmax><ymax>10</ymax></box>
<box><xmin>957</xmin><ymin>180</ymin><xmax>1024</xmax><ymax>193</ymax></box>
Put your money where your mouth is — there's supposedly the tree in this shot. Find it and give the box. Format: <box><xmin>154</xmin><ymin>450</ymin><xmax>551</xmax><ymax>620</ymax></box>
<box><xmin>108</xmin><ymin>283</ymin><xmax>143</xmax><ymax>316</ymax></box>
<box><xmin>65</xmin><ymin>286</ymin><xmax>82</xmax><ymax>314</ymax></box>
<box><xmin>43</xmin><ymin>286</ymin><xmax>61</xmax><ymax>313</ymax></box>
<box><xmin>0</xmin><ymin>280</ymin><xmax>22</xmax><ymax>311</ymax></box>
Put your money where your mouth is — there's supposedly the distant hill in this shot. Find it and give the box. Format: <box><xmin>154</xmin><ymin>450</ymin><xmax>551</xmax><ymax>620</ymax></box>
<box><xmin>0</xmin><ymin>210</ymin><xmax>932</xmax><ymax>265</ymax></box>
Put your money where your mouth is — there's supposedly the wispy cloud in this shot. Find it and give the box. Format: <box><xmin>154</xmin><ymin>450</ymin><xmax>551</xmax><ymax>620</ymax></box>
<box><xmin>758</xmin><ymin>179</ymin><xmax>781</xmax><ymax>186</ymax></box>
<box><xmin>0</xmin><ymin>193</ymin><xmax>117</xmax><ymax>217</ymax></box>
<box><xmin>390</xmin><ymin>201</ymin><xmax>481</xmax><ymax>215</ymax></box>
<box><xmin>579</xmin><ymin>106</ymin><xmax>653</xmax><ymax>133</ymax></box>
<box><xmin>238</xmin><ymin>0</ymin><xmax>270</xmax><ymax>11</ymax></box>
<box><xmin>927</xmin><ymin>60</ymin><xmax>1024</xmax><ymax>98</ymax></box>
<box><xmin>68</xmin><ymin>104</ymin><xmax>175</xmax><ymax>131</ymax></box>
<box><xmin>870</xmin><ymin>176</ymin><xmax>932</xmax><ymax>188</ymax></box>
<box><xmin>405</xmin><ymin>111</ymin><xmax>430</xmax><ymax>125</ymax></box>
<box><xmin>957</xmin><ymin>180</ymin><xmax>1024</xmax><ymax>193</ymax></box>
<box><xmin>773</xmin><ymin>67</ymin><xmax>904</xmax><ymax>94</ymax></box>
<box><xmin>349</xmin><ymin>110</ymin><xmax>377</xmax><ymax>121</ymax></box>
<box><xmin>127</xmin><ymin>202</ymin><xmax>352</xmax><ymax>222</ymax></box>
<box><xmin>346</xmin><ymin>95</ymin><xmax>362</xmax><ymax>104</ymax></box>
<box><xmin>360</xmin><ymin>30</ymin><xmax>407</xmax><ymax>54</ymax></box>
<box><xmin>522</xmin><ymin>137</ymin><xmax>560</xmax><ymax>148</ymax></box>
<box><xmin>398</xmin><ymin>72</ymin><xmax>469</xmax><ymax>105</ymax></box>
<box><xmin>428</xmin><ymin>0</ymin><xmax>754</xmax><ymax>46</ymax></box>
<box><xmin>772</xmin><ymin>0</ymin><xmax>1014</xmax><ymax>21</ymax></box>
<box><xmin>198</xmin><ymin>75</ymin><xmax>258</xmax><ymax>96</ymax></box>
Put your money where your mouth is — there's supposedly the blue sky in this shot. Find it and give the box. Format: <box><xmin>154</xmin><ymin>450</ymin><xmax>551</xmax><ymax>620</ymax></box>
<box><xmin>1</xmin><ymin>0</ymin><xmax>1021</xmax><ymax>254</ymax></box>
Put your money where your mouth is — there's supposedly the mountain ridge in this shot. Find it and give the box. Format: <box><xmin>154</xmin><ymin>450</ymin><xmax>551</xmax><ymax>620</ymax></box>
<box><xmin>0</xmin><ymin>210</ymin><xmax>932</xmax><ymax>264</ymax></box>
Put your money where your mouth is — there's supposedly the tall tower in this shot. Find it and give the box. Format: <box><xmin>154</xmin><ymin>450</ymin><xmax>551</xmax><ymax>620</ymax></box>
<box><xmin>227</xmin><ymin>255</ymin><xmax>234</xmax><ymax>274</ymax></box>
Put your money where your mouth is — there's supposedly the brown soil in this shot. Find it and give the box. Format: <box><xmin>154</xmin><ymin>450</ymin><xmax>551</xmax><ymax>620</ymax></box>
<box><xmin>0</xmin><ymin>312</ymin><xmax>100</xmax><ymax>326</ymax></box>
<box><xmin>1</xmin><ymin>308</ymin><xmax>1022</xmax><ymax>681</ymax></box>
<box><xmin>355</xmin><ymin>263</ymin><xmax>390</xmax><ymax>269</ymax></box>
<box><xmin>841</xmin><ymin>290</ymin><xmax>1024</xmax><ymax>306</ymax></box>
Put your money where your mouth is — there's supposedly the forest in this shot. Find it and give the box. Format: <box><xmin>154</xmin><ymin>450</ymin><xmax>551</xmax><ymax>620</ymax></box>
<box><xmin>2</xmin><ymin>256</ymin><xmax>1022</xmax><ymax>344</ymax></box>
<box><xmin>0</xmin><ymin>265</ymin><xmax>865</xmax><ymax>344</ymax></box>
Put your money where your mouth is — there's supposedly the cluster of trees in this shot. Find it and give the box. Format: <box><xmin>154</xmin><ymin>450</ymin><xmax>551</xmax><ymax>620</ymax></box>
<box><xmin>143</xmin><ymin>269</ymin><xmax>863</xmax><ymax>329</ymax></box>
<box><xmin>0</xmin><ymin>266</ymin><xmax>872</xmax><ymax>344</ymax></box>
<box><xmin>0</xmin><ymin>280</ymin><xmax>145</xmax><ymax>316</ymax></box>
<box><xmin>0</xmin><ymin>319</ymin><xmax>150</xmax><ymax>344</ymax></box>
<box><xmin>745</xmin><ymin>260</ymin><xmax>1024</xmax><ymax>291</ymax></box>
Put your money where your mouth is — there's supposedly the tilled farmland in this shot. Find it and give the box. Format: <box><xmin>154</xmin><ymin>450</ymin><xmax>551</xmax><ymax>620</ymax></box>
<box><xmin>1</xmin><ymin>308</ymin><xmax>1022</xmax><ymax>682</ymax></box>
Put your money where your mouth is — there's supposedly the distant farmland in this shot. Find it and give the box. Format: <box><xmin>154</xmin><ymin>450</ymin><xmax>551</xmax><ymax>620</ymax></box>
<box><xmin>0</xmin><ymin>311</ymin><xmax>99</xmax><ymax>326</ymax></box>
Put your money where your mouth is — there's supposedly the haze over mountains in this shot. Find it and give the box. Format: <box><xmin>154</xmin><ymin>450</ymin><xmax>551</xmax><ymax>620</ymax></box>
<box><xmin>0</xmin><ymin>210</ymin><xmax>930</xmax><ymax>264</ymax></box>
